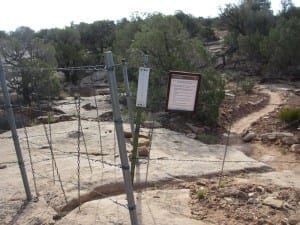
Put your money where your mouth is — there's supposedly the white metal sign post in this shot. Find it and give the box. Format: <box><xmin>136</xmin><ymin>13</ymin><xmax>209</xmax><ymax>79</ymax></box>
<box><xmin>131</xmin><ymin>62</ymin><xmax>150</xmax><ymax>184</ymax></box>
<box><xmin>136</xmin><ymin>67</ymin><xmax>150</xmax><ymax>108</ymax></box>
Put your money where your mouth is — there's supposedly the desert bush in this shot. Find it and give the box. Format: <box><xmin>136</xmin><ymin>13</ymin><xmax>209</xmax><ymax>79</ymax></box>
<box><xmin>278</xmin><ymin>107</ymin><xmax>300</xmax><ymax>124</ymax></box>
<box><xmin>196</xmin><ymin>188</ymin><xmax>206</xmax><ymax>199</ymax></box>
<box><xmin>196</xmin><ymin>68</ymin><xmax>225</xmax><ymax>126</ymax></box>
<box><xmin>239</xmin><ymin>78</ymin><xmax>255</xmax><ymax>94</ymax></box>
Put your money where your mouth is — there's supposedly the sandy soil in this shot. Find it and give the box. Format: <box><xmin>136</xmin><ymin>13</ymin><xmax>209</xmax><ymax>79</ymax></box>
<box><xmin>231</xmin><ymin>85</ymin><xmax>283</xmax><ymax>134</ymax></box>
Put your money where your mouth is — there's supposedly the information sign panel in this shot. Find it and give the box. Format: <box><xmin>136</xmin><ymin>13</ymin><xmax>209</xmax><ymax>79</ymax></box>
<box><xmin>136</xmin><ymin>67</ymin><xmax>150</xmax><ymax>108</ymax></box>
<box><xmin>166</xmin><ymin>71</ymin><xmax>201</xmax><ymax>112</ymax></box>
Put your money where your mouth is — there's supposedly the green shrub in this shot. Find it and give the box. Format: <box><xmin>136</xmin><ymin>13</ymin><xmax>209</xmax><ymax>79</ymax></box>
<box><xmin>219</xmin><ymin>180</ymin><xmax>226</xmax><ymax>188</ymax></box>
<box><xmin>239</xmin><ymin>78</ymin><xmax>255</xmax><ymax>94</ymax></box>
<box><xmin>279</xmin><ymin>147</ymin><xmax>288</xmax><ymax>155</ymax></box>
<box><xmin>196</xmin><ymin>188</ymin><xmax>206</xmax><ymax>200</ymax></box>
<box><xmin>196</xmin><ymin>68</ymin><xmax>225</xmax><ymax>126</ymax></box>
<box><xmin>47</xmin><ymin>112</ymin><xmax>56</xmax><ymax>123</ymax></box>
<box><xmin>278</xmin><ymin>107</ymin><xmax>300</xmax><ymax>124</ymax></box>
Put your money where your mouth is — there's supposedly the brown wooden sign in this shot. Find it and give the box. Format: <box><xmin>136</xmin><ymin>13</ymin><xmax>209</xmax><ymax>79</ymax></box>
<box><xmin>166</xmin><ymin>71</ymin><xmax>201</xmax><ymax>112</ymax></box>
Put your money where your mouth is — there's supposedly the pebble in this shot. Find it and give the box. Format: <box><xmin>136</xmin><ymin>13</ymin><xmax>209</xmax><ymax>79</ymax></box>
<box><xmin>263</xmin><ymin>196</ymin><xmax>284</xmax><ymax>209</ymax></box>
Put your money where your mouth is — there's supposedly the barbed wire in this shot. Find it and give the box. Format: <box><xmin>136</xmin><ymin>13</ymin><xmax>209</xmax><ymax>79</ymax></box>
<box><xmin>16</xmin><ymin>130</ymin><xmax>112</xmax><ymax>141</ymax></box>
<box><xmin>20</xmin><ymin>138</ymin><xmax>121</xmax><ymax>168</ymax></box>
<box><xmin>1</xmin><ymin>63</ymin><xmax>128</xmax><ymax>73</ymax></box>
<box><xmin>9</xmin><ymin>147</ymin><xmax>300</xmax><ymax>167</ymax></box>
<box><xmin>2</xmin><ymin>102</ymin><xmax>299</xmax><ymax>117</ymax></box>
<box><xmin>2</xmin><ymin>126</ymin><xmax>296</xmax><ymax>143</ymax></box>
<box><xmin>2</xmin><ymin>64</ymin><xmax>105</xmax><ymax>72</ymax></box>
<box><xmin>148</xmin><ymin>157</ymin><xmax>300</xmax><ymax>164</ymax></box>
<box><xmin>8</xmin><ymin>138</ymin><xmax>300</xmax><ymax>168</ymax></box>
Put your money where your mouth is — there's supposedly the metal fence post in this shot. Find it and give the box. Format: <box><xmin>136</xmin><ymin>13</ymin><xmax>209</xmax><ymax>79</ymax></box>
<box><xmin>0</xmin><ymin>62</ymin><xmax>32</xmax><ymax>201</ymax></box>
<box><xmin>104</xmin><ymin>51</ymin><xmax>139</xmax><ymax>225</ymax></box>
<box><xmin>121</xmin><ymin>59</ymin><xmax>135</xmax><ymax>137</ymax></box>
<box><xmin>131</xmin><ymin>55</ymin><xmax>149</xmax><ymax>184</ymax></box>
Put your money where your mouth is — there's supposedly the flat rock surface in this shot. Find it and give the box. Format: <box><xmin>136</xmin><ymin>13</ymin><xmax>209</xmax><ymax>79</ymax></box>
<box><xmin>56</xmin><ymin>189</ymin><xmax>208</xmax><ymax>225</ymax></box>
<box><xmin>250</xmin><ymin>169</ymin><xmax>300</xmax><ymax>188</ymax></box>
<box><xmin>0</xmin><ymin>120</ymin><xmax>268</xmax><ymax>224</ymax></box>
<box><xmin>53</xmin><ymin>95</ymin><xmax>111</xmax><ymax>119</ymax></box>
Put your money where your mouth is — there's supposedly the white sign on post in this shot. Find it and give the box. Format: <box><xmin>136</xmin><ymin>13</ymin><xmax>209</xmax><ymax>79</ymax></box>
<box><xmin>136</xmin><ymin>67</ymin><xmax>150</xmax><ymax>108</ymax></box>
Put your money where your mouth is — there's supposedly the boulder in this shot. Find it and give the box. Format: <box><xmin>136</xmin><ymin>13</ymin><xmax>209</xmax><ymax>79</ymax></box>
<box><xmin>263</xmin><ymin>196</ymin><xmax>284</xmax><ymax>209</ymax></box>
<box><xmin>260</xmin><ymin>132</ymin><xmax>294</xmax><ymax>142</ymax></box>
<box><xmin>138</xmin><ymin>138</ymin><xmax>150</xmax><ymax>147</ymax></box>
<box><xmin>185</xmin><ymin>123</ymin><xmax>204</xmax><ymax>134</ymax></box>
<box><xmin>282</xmin><ymin>136</ymin><xmax>299</xmax><ymax>145</ymax></box>
<box><xmin>98</xmin><ymin>111</ymin><xmax>113</xmax><ymax>121</ymax></box>
<box><xmin>255</xmin><ymin>186</ymin><xmax>265</xmax><ymax>193</ymax></box>
<box><xmin>242</xmin><ymin>132</ymin><xmax>256</xmax><ymax>142</ymax></box>
<box><xmin>82</xmin><ymin>103</ymin><xmax>96</xmax><ymax>110</ymax></box>
<box><xmin>124</xmin><ymin>131</ymin><xmax>132</xmax><ymax>138</ymax></box>
<box><xmin>293</xmin><ymin>89</ymin><xmax>300</xmax><ymax>96</ymax></box>
<box><xmin>277</xmin><ymin>132</ymin><xmax>294</xmax><ymax>138</ymax></box>
<box><xmin>142</xmin><ymin>120</ymin><xmax>162</xmax><ymax>129</ymax></box>
<box><xmin>138</xmin><ymin>146</ymin><xmax>150</xmax><ymax>157</ymax></box>
<box><xmin>260</xmin><ymin>133</ymin><xmax>277</xmax><ymax>142</ymax></box>
<box><xmin>130</xmin><ymin>137</ymin><xmax>150</xmax><ymax>147</ymax></box>
<box><xmin>241</xmin><ymin>128</ymin><xmax>249</xmax><ymax>138</ymax></box>
<box><xmin>95</xmin><ymin>88</ymin><xmax>110</xmax><ymax>95</ymax></box>
<box><xmin>186</xmin><ymin>133</ymin><xmax>197</xmax><ymax>139</ymax></box>
<box><xmin>290</xmin><ymin>144</ymin><xmax>300</xmax><ymax>154</ymax></box>
<box><xmin>80</xmin><ymin>71</ymin><xmax>107</xmax><ymax>88</ymax></box>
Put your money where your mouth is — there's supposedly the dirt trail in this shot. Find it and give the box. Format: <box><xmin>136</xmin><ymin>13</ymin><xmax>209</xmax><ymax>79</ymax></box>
<box><xmin>231</xmin><ymin>86</ymin><xmax>282</xmax><ymax>134</ymax></box>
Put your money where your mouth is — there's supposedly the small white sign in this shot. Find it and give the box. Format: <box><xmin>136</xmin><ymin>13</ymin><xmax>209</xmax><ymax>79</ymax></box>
<box><xmin>136</xmin><ymin>67</ymin><xmax>150</xmax><ymax>108</ymax></box>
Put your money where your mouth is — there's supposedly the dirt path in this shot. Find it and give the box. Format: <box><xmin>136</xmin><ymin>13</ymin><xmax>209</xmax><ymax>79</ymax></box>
<box><xmin>231</xmin><ymin>86</ymin><xmax>282</xmax><ymax>134</ymax></box>
<box><xmin>230</xmin><ymin>84</ymin><xmax>300</xmax><ymax>190</ymax></box>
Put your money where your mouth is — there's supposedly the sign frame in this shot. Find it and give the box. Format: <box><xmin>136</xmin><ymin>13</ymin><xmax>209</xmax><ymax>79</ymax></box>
<box><xmin>166</xmin><ymin>71</ymin><xmax>201</xmax><ymax>112</ymax></box>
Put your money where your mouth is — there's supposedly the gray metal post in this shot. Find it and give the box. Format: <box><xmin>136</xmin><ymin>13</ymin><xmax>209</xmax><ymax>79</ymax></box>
<box><xmin>0</xmin><ymin>62</ymin><xmax>32</xmax><ymax>201</ymax></box>
<box><xmin>131</xmin><ymin>54</ymin><xmax>149</xmax><ymax>184</ymax></box>
<box><xmin>104</xmin><ymin>51</ymin><xmax>139</xmax><ymax>225</ymax></box>
<box><xmin>121</xmin><ymin>59</ymin><xmax>135</xmax><ymax>137</ymax></box>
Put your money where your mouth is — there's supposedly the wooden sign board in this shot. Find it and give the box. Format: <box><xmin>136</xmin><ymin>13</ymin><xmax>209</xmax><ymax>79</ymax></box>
<box><xmin>166</xmin><ymin>71</ymin><xmax>201</xmax><ymax>112</ymax></box>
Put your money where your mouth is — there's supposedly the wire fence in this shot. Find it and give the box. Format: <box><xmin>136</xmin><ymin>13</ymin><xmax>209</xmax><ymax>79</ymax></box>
<box><xmin>0</xmin><ymin>56</ymin><xmax>299</xmax><ymax>224</ymax></box>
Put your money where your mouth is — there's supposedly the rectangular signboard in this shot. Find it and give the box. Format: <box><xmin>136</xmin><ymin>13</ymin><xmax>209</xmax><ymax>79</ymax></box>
<box><xmin>166</xmin><ymin>71</ymin><xmax>201</xmax><ymax>112</ymax></box>
<box><xmin>136</xmin><ymin>67</ymin><xmax>150</xmax><ymax>108</ymax></box>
